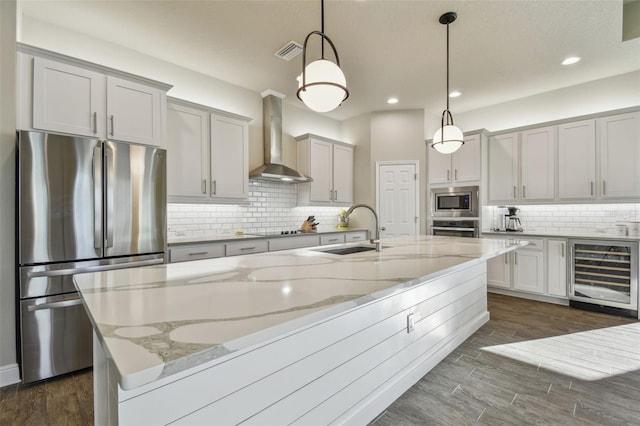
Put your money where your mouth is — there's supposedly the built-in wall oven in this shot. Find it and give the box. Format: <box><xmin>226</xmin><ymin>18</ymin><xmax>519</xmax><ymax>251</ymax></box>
<box><xmin>569</xmin><ymin>239</ymin><xmax>638</xmax><ymax>317</ymax></box>
<box><xmin>432</xmin><ymin>220</ymin><xmax>479</xmax><ymax>238</ymax></box>
<box><xmin>431</xmin><ymin>186</ymin><xmax>479</xmax><ymax>218</ymax></box>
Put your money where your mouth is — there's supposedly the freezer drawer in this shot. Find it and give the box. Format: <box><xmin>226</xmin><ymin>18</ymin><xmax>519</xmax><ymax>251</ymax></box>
<box><xmin>20</xmin><ymin>293</ymin><xmax>93</xmax><ymax>384</ymax></box>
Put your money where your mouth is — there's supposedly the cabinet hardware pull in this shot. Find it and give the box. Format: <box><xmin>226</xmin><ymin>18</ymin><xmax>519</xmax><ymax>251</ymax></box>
<box><xmin>92</xmin><ymin>112</ymin><xmax>97</xmax><ymax>134</ymax></box>
<box><xmin>212</xmin><ymin>180</ymin><xmax>217</xmax><ymax>195</ymax></box>
<box><xmin>188</xmin><ymin>251</ymin><xmax>209</xmax><ymax>256</ymax></box>
<box><xmin>504</xmin><ymin>254</ymin><xmax>508</xmax><ymax>264</ymax></box>
<box><xmin>513</xmin><ymin>186</ymin><xmax>517</xmax><ymax>198</ymax></box>
<box><xmin>561</xmin><ymin>242</ymin><xmax>565</xmax><ymax>258</ymax></box>
<box><xmin>514</xmin><ymin>252</ymin><xmax>518</xmax><ymax>265</ymax></box>
<box><xmin>523</xmin><ymin>185</ymin><xmax>526</xmax><ymax>198</ymax></box>
<box><xmin>447</xmin><ymin>170</ymin><xmax>450</xmax><ymax>181</ymax></box>
<box><xmin>334</xmin><ymin>190</ymin><xmax>337</xmax><ymax>200</ymax></box>
<box><xmin>455</xmin><ymin>169</ymin><xmax>458</xmax><ymax>180</ymax></box>
<box><xmin>602</xmin><ymin>180</ymin><xmax>606</xmax><ymax>195</ymax></box>
<box><xmin>110</xmin><ymin>115</ymin><xmax>114</xmax><ymax>136</ymax></box>
<box><xmin>240</xmin><ymin>246</ymin><xmax>256</xmax><ymax>251</ymax></box>
<box><xmin>590</xmin><ymin>181</ymin><xmax>594</xmax><ymax>196</ymax></box>
<box><xmin>202</xmin><ymin>179</ymin><xmax>207</xmax><ymax>194</ymax></box>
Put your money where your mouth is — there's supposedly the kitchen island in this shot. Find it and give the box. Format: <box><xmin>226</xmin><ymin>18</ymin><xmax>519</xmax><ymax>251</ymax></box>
<box><xmin>74</xmin><ymin>235</ymin><xmax>525</xmax><ymax>425</ymax></box>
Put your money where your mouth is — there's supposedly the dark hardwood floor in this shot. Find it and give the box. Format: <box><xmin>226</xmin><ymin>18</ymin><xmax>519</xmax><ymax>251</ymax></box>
<box><xmin>1</xmin><ymin>294</ymin><xmax>638</xmax><ymax>426</ymax></box>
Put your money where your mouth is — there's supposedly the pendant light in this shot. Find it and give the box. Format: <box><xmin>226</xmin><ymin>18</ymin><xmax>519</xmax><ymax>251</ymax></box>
<box><xmin>297</xmin><ymin>0</ymin><xmax>349</xmax><ymax>113</ymax></box>
<box><xmin>431</xmin><ymin>12</ymin><xmax>464</xmax><ymax>154</ymax></box>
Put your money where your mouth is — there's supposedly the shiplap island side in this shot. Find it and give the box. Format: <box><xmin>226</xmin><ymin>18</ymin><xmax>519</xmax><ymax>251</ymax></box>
<box><xmin>74</xmin><ymin>235</ymin><xmax>525</xmax><ymax>425</ymax></box>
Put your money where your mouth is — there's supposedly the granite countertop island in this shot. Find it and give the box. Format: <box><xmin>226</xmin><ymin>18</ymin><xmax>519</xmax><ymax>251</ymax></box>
<box><xmin>74</xmin><ymin>235</ymin><xmax>525</xmax><ymax>425</ymax></box>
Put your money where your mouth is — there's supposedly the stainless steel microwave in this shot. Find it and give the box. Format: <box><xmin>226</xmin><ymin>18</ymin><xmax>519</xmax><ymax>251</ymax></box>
<box><xmin>431</xmin><ymin>186</ymin><xmax>479</xmax><ymax>217</ymax></box>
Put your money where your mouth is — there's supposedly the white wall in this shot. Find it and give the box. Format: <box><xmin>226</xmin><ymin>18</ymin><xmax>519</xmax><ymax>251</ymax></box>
<box><xmin>456</xmin><ymin>71</ymin><xmax>640</xmax><ymax>132</ymax></box>
<box><xmin>0</xmin><ymin>0</ymin><xmax>19</xmax><ymax>387</ymax></box>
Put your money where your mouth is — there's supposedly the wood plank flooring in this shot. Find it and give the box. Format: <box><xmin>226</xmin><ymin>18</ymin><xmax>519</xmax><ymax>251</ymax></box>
<box><xmin>1</xmin><ymin>294</ymin><xmax>638</xmax><ymax>426</ymax></box>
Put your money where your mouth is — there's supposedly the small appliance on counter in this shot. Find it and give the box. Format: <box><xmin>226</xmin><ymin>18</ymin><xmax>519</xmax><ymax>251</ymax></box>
<box><xmin>492</xmin><ymin>206</ymin><xmax>507</xmax><ymax>231</ymax></box>
<box><xmin>300</xmin><ymin>216</ymin><xmax>319</xmax><ymax>233</ymax></box>
<box><xmin>505</xmin><ymin>206</ymin><xmax>523</xmax><ymax>232</ymax></box>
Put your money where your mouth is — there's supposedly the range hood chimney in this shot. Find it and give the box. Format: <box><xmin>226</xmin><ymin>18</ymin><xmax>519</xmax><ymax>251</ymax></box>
<box><xmin>249</xmin><ymin>91</ymin><xmax>312</xmax><ymax>183</ymax></box>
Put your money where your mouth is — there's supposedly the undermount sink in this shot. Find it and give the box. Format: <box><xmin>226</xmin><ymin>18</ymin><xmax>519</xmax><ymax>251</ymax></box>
<box><xmin>316</xmin><ymin>245</ymin><xmax>379</xmax><ymax>255</ymax></box>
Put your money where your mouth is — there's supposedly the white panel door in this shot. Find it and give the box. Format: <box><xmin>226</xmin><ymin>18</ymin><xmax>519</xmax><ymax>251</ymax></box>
<box><xmin>106</xmin><ymin>76</ymin><xmax>162</xmax><ymax>145</ymax></box>
<box><xmin>513</xmin><ymin>250</ymin><xmax>544</xmax><ymax>293</ymax></box>
<box><xmin>309</xmin><ymin>139</ymin><xmax>333</xmax><ymax>203</ymax></box>
<box><xmin>547</xmin><ymin>239</ymin><xmax>568</xmax><ymax>297</ymax></box>
<box><xmin>558</xmin><ymin>120</ymin><xmax>596</xmax><ymax>199</ymax></box>
<box><xmin>452</xmin><ymin>133</ymin><xmax>481</xmax><ymax>183</ymax></box>
<box><xmin>33</xmin><ymin>57</ymin><xmax>105</xmax><ymax>138</ymax></box>
<box><xmin>488</xmin><ymin>133</ymin><xmax>519</xmax><ymax>202</ymax></box>
<box><xmin>333</xmin><ymin>144</ymin><xmax>354</xmax><ymax>203</ymax></box>
<box><xmin>599</xmin><ymin>112</ymin><xmax>640</xmax><ymax>199</ymax></box>
<box><xmin>210</xmin><ymin>113</ymin><xmax>249</xmax><ymax>199</ymax></box>
<box><xmin>166</xmin><ymin>102</ymin><xmax>210</xmax><ymax>199</ymax></box>
<box><xmin>521</xmin><ymin>126</ymin><xmax>555</xmax><ymax>200</ymax></box>
<box><xmin>378</xmin><ymin>163</ymin><xmax>417</xmax><ymax>237</ymax></box>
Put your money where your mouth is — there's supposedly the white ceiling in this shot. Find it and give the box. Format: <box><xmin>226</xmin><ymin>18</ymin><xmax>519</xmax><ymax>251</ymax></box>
<box><xmin>19</xmin><ymin>0</ymin><xmax>640</xmax><ymax>121</ymax></box>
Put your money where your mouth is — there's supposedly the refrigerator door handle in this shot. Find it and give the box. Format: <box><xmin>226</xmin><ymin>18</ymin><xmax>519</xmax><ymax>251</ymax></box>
<box><xmin>93</xmin><ymin>146</ymin><xmax>102</xmax><ymax>250</ymax></box>
<box><xmin>26</xmin><ymin>258</ymin><xmax>165</xmax><ymax>279</ymax></box>
<box><xmin>27</xmin><ymin>297</ymin><xmax>84</xmax><ymax>312</ymax></box>
<box><xmin>105</xmin><ymin>146</ymin><xmax>114</xmax><ymax>248</ymax></box>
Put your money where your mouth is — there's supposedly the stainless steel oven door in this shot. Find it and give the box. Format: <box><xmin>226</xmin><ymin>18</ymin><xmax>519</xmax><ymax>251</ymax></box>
<box><xmin>20</xmin><ymin>292</ymin><xmax>93</xmax><ymax>383</ymax></box>
<box><xmin>431</xmin><ymin>186</ymin><xmax>479</xmax><ymax>217</ymax></box>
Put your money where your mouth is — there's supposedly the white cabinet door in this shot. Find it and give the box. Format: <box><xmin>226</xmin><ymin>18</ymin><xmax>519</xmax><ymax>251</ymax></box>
<box><xmin>210</xmin><ymin>113</ymin><xmax>249</xmax><ymax>199</ymax></box>
<box><xmin>599</xmin><ymin>112</ymin><xmax>640</xmax><ymax>199</ymax></box>
<box><xmin>166</xmin><ymin>102</ymin><xmax>210</xmax><ymax>199</ymax></box>
<box><xmin>452</xmin><ymin>133</ymin><xmax>481</xmax><ymax>183</ymax></box>
<box><xmin>332</xmin><ymin>144</ymin><xmax>353</xmax><ymax>203</ymax></box>
<box><xmin>487</xmin><ymin>253</ymin><xmax>511</xmax><ymax>289</ymax></box>
<box><xmin>521</xmin><ymin>126</ymin><xmax>555</xmax><ymax>200</ymax></box>
<box><xmin>428</xmin><ymin>149</ymin><xmax>451</xmax><ymax>184</ymax></box>
<box><xmin>488</xmin><ymin>133</ymin><xmax>519</xmax><ymax>202</ymax></box>
<box><xmin>558</xmin><ymin>120</ymin><xmax>596</xmax><ymax>199</ymax></box>
<box><xmin>309</xmin><ymin>138</ymin><xmax>334</xmax><ymax>203</ymax></box>
<box><xmin>106</xmin><ymin>76</ymin><xmax>162</xmax><ymax>145</ymax></box>
<box><xmin>547</xmin><ymin>239</ymin><xmax>567</xmax><ymax>297</ymax></box>
<box><xmin>32</xmin><ymin>57</ymin><xmax>106</xmax><ymax>138</ymax></box>
<box><xmin>513</xmin><ymin>250</ymin><xmax>544</xmax><ymax>293</ymax></box>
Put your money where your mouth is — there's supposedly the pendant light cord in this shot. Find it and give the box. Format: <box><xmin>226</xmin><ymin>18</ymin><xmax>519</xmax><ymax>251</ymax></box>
<box><xmin>321</xmin><ymin>0</ymin><xmax>325</xmax><ymax>59</ymax></box>
<box><xmin>446</xmin><ymin>20</ymin><xmax>450</xmax><ymax>112</ymax></box>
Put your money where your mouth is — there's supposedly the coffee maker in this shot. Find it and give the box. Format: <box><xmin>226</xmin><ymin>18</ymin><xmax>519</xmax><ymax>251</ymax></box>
<box><xmin>505</xmin><ymin>206</ymin><xmax>523</xmax><ymax>232</ymax></box>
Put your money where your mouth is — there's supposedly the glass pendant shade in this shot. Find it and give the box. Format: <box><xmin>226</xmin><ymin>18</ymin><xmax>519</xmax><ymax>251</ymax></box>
<box><xmin>297</xmin><ymin>59</ymin><xmax>347</xmax><ymax>113</ymax></box>
<box><xmin>432</xmin><ymin>124</ymin><xmax>464</xmax><ymax>154</ymax></box>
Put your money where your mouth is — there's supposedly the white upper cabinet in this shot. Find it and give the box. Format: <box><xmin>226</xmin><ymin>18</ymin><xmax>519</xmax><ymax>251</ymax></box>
<box><xmin>166</xmin><ymin>98</ymin><xmax>251</xmax><ymax>203</ymax></box>
<box><xmin>520</xmin><ymin>126</ymin><xmax>555</xmax><ymax>201</ymax></box>
<box><xmin>33</xmin><ymin>57</ymin><xmax>106</xmax><ymax>138</ymax></box>
<box><xmin>210</xmin><ymin>113</ymin><xmax>249</xmax><ymax>199</ymax></box>
<box><xmin>106</xmin><ymin>76</ymin><xmax>163</xmax><ymax>145</ymax></box>
<box><xmin>166</xmin><ymin>102</ymin><xmax>209</xmax><ymax>199</ymax></box>
<box><xmin>488</xmin><ymin>132</ymin><xmax>519</xmax><ymax>202</ymax></box>
<box><xmin>19</xmin><ymin>44</ymin><xmax>171</xmax><ymax>146</ymax></box>
<box><xmin>296</xmin><ymin>134</ymin><xmax>354</xmax><ymax>206</ymax></box>
<box><xmin>599</xmin><ymin>112</ymin><xmax>640</xmax><ymax>199</ymax></box>
<box><xmin>429</xmin><ymin>133</ymin><xmax>481</xmax><ymax>185</ymax></box>
<box><xmin>557</xmin><ymin>120</ymin><xmax>596</xmax><ymax>199</ymax></box>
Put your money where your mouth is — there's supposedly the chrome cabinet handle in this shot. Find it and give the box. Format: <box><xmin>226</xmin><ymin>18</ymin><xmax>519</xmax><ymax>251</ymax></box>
<box><xmin>513</xmin><ymin>186</ymin><xmax>517</xmax><ymax>198</ymax></box>
<box><xmin>523</xmin><ymin>185</ymin><xmax>526</xmax><ymax>198</ymax></box>
<box><xmin>561</xmin><ymin>242</ymin><xmax>565</xmax><ymax>258</ymax></box>
<box><xmin>188</xmin><ymin>251</ymin><xmax>209</xmax><ymax>256</ymax></box>
<box><xmin>590</xmin><ymin>181</ymin><xmax>594</xmax><ymax>196</ymax></box>
<box><xmin>447</xmin><ymin>170</ymin><xmax>450</xmax><ymax>181</ymax></box>
<box><xmin>212</xmin><ymin>180</ymin><xmax>217</xmax><ymax>195</ymax></box>
<box><xmin>202</xmin><ymin>179</ymin><xmax>207</xmax><ymax>194</ymax></box>
<box><xmin>93</xmin><ymin>146</ymin><xmax>102</xmax><ymax>250</ymax></box>
<box><xmin>110</xmin><ymin>115</ymin><xmax>114</xmax><ymax>136</ymax></box>
<box><xmin>504</xmin><ymin>254</ymin><xmax>508</xmax><ymax>264</ymax></box>
<box><xmin>334</xmin><ymin>190</ymin><xmax>338</xmax><ymax>201</ymax></box>
<box><xmin>240</xmin><ymin>246</ymin><xmax>256</xmax><ymax>251</ymax></box>
<box><xmin>603</xmin><ymin>180</ymin><xmax>606</xmax><ymax>195</ymax></box>
<box><xmin>92</xmin><ymin>112</ymin><xmax>97</xmax><ymax>134</ymax></box>
<box><xmin>514</xmin><ymin>252</ymin><xmax>518</xmax><ymax>265</ymax></box>
<box><xmin>455</xmin><ymin>169</ymin><xmax>458</xmax><ymax>180</ymax></box>
<box><xmin>28</xmin><ymin>298</ymin><xmax>84</xmax><ymax>312</ymax></box>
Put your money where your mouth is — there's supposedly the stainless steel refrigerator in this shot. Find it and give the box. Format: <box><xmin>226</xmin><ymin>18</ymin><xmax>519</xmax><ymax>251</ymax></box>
<box><xmin>17</xmin><ymin>130</ymin><xmax>167</xmax><ymax>383</ymax></box>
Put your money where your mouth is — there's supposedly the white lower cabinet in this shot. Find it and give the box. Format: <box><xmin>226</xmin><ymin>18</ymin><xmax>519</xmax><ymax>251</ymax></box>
<box><xmin>485</xmin><ymin>236</ymin><xmax>567</xmax><ymax>302</ymax></box>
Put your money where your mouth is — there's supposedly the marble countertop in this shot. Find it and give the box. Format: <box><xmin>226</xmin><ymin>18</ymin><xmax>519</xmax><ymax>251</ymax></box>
<box><xmin>74</xmin><ymin>235</ymin><xmax>525</xmax><ymax>391</ymax></box>
<box><xmin>168</xmin><ymin>228</ymin><xmax>367</xmax><ymax>245</ymax></box>
<box><xmin>482</xmin><ymin>230</ymin><xmax>640</xmax><ymax>242</ymax></box>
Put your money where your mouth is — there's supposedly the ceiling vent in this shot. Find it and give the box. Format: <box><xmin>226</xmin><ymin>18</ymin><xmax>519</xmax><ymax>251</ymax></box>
<box><xmin>274</xmin><ymin>41</ymin><xmax>303</xmax><ymax>61</ymax></box>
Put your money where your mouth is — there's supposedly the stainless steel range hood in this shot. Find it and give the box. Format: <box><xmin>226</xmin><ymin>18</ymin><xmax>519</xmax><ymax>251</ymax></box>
<box><xmin>249</xmin><ymin>93</ymin><xmax>312</xmax><ymax>183</ymax></box>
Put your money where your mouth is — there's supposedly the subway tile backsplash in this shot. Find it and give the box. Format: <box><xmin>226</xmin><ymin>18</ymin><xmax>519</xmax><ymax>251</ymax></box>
<box><xmin>167</xmin><ymin>181</ymin><xmax>344</xmax><ymax>239</ymax></box>
<box><xmin>482</xmin><ymin>204</ymin><xmax>640</xmax><ymax>235</ymax></box>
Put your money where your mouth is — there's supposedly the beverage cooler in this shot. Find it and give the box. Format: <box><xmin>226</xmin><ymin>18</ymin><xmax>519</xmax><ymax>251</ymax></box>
<box><xmin>569</xmin><ymin>239</ymin><xmax>638</xmax><ymax>317</ymax></box>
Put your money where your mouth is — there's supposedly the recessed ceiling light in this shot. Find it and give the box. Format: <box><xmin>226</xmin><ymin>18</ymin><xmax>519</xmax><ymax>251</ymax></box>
<box><xmin>449</xmin><ymin>91</ymin><xmax>461</xmax><ymax>98</ymax></box>
<box><xmin>562</xmin><ymin>56</ymin><xmax>581</xmax><ymax>66</ymax></box>
<box><xmin>387</xmin><ymin>97</ymin><xmax>399</xmax><ymax>104</ymax></box>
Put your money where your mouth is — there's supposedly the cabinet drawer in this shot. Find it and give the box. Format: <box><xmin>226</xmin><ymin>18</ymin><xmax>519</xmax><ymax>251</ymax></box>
<box><xmin>269</xmin><ymin>235</ymin><xmax>320</xmax><ymax>252</ymax></box>
<box><xmin>226</xmin><ymin>240</ymin><xmax>269</xmax><ymax>256</ymax></box>
<box><xmin>518</xmin><ymin>238</ymin><xmax>544</xmax><ymax>251</ymax></box>
<box><xmin>320</xmin><ymin>234</ymin><xmax>346</xmax><ymax>245</ymax></box>
<box><xmin>170</xmin><ymin>244</ymin><xmax>225</xmax><ymax>263</ymax></box>
<box><xmin>345</xmin><ymin>231</ymin><xmax>368</xmax><ymax>243</ymax></box>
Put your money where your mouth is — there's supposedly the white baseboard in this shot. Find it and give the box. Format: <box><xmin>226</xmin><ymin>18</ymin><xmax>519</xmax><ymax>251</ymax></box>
<box><xmin>0</xmin><ymin>363</ymin><xmax>21</xmax><ymax>388</ymax></box>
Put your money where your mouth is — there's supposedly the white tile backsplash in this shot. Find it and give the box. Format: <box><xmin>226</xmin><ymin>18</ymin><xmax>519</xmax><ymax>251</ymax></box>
<box><xmin>483</xmin><ymin>203</ymin><xmax>640</xmax><ymax>235</ymax></box>
<box><xmin>167</xmin><ymin>181</ymin><xmax>344</xmax><ymax>239</ymax></box>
